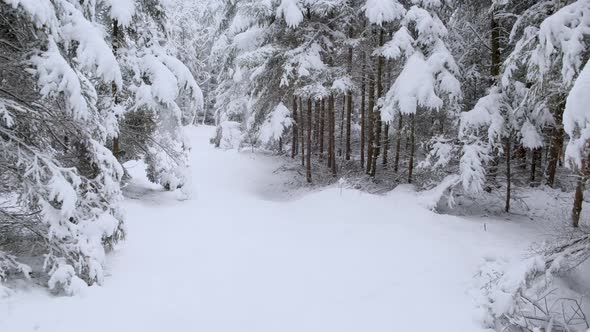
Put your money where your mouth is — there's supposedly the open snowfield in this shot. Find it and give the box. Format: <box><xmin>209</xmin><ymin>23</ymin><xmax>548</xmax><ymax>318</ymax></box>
<box><xmin>0</xmin><ymin>125</ymin><xmax>546</xmax><ymax>332</ymax></box>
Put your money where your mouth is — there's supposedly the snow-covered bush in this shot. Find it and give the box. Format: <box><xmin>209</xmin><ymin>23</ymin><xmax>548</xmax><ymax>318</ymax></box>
<box><xmin>476</xmin><ymin>233</ymin><xmax>590</xmax><ymax>332</ymax></box>
<box><xmin>0</xmin><ymin>0</ymin><xmax>125</xmax><ymax>293</ymax></box>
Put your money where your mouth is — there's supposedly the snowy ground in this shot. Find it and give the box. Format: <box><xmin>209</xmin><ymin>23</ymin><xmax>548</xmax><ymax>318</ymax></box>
<box><xmin>0</xmin><ymin>126</ymin><xmax>553</xmax><ymax>332</ymax></box>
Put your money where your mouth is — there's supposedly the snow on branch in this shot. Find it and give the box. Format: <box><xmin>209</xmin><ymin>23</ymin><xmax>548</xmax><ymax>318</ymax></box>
<box><xmin>276</xmin><ymin>0</ymin><xmax>304</xmax><ymax>28</ymax></box>
<box><xmin>534</xmin><ymin>0</ymin><xmax>590</xmax><ymax>83</ymax></box>
<box><xmin>363</xmin><ymin>0</ymin><xmax>406</xmax><ymax>26</ymax></box>
<box><xmin>57</xmin><ymin>0</ymin><xmax>123</xmax><ymax>88</ymax></box>
<box><xmin>564</xmin><ymin>60</ymin><xmax>590</xmax><ymax>169</ymax></box>
<box><xmin>101</xmin><ymin>0</ymin><xmax>136</xmax><ymax>27</ymax></box>
<box><xmin>30</xmin><ymin>40</ymin><xmax>89</xmax><ymax>119</ymax></box>
<box><xmin>258</xmin><ymin>102</ymin><xmax>293</xmax><ymax>145</ymax></box>
<box><xmin>373</xmin><ymin>26</ymin><xmax>415</xmax><ymax>60</ymax></box>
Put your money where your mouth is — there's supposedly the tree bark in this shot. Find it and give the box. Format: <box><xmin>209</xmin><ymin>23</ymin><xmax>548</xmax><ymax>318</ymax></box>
<box><xmin>300</xmin><ymin>96</ymin><xmax>305</xmax><ymax>166</ymax></box>
<box><xmin>306</xmin><ymin>98</ymin><xmax>312</xmax><ymax>183</ymax></box>
<box><xmin>111</xmin><ymin>19</ymin><xmax>121</xmax><ymax>159</ymax></box>
<box><xmin>339</xmin><ymin>95</ymin><xmax>345</xmax><ymax>157</ymax></box>
<box><xmin>394</xmin><ymin>114</ymin><xmax>403</xmax><ymax>173</ymax></box>
<box><xmin>505</xmin><ymin>135</ymin><xmax>512</xmax><ymax>212</ymax></box>
<box><xmin>345</xmin><ymin>27</ymin><xmax>353</xmax><ymax>161</ymax></box>
<box><xmin>572</xmin><ymin>153</ymin><xmax>590</xmax><ymax>228</ymax></box>
<box><xmin>408</xmin><ymin>114</ymin><xmax>415</xmax><ymax>184</ymax></box>
<box><xmin>319</xmin><ymin>98</ymin><xmax>325</xmax><ymax>160</ymax></box>
<box><xmin>314</xmin><ymin>99</ymin><xmax>320</xmax><ymax>151</ymax></box>
<box><xmin>366</xmin><ymin>73</ymin><xmax>375</xmax><ymax>175</ymax></box>
<box><xmin>360</xmin><ymin>54</ymin><xmax>366</xmax><ymax>169</ymax></box>
<box><xmin>330</xmin><ymin>94</ymin><xmax>337</xmax><ymax>176</ymax></box>
<box><xmin>291</xmin><ymin>95</ymin><xmax>298</xmax><ymax>158</ymax></box>
<box><xmin>487</xmin><ymin>9</ymin><xmax>502</xmax><ymax>185</ymax></box>
<box><xmin>546</xmin><ymin>100</ymin><xmax>564</xmax><ymax>188</ymax></box>
<box><xmin>369</xmin><ymin>28</ymin><xmax>385</xmax><ymax>177</ymax></box>
<box><xmin>382</xmin><ymin>123</ymin><xmax>389</xmax><ymax>166</ymax></box>
<box><xmin>530</xmin><ymin>148</ymin><xmax>541</xmax><ymax>183</ymax></box>
<box><xmin>490</xmin><ymin>11</ymin><xmax>501</xmax><ymax>83</ymax></box>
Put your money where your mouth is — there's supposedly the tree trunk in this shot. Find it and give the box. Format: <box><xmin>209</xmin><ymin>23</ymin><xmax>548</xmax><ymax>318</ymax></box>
<box><xmin>292</xmin><ymin>95</ymin><xmax>298</xmax><ymax>158</ymax></box>
<box><xmin>487</xmin><ymin>10</ymin><xmax>501</xmax><ymax>185</ymax></box>
<box><xmin>546</xmin><ymin>100</ymin><xmax>564</xmax><ymax>188</ymax></box>
<box><xmin>339</xmin><ymin>95</ymin><xmax>345</xmax><ymax>158</ymax></box>
<box><xmin>369</xmin><ymin>28</ymin><xmax>385</xmax><ymax>177</ymax></box>
<box><xmin>408</xmin><ymin>114</ymin><xmax>415</xmax><ymax>183</ymax></box>
<box><xmin>111</xmin><ymin>19</ymin><xmax>121</xmax><ymax>159</ymax></box>
<box><xmin>530</xmin><ymin>148</ymin><xmax>541</xmax><ymax>183</ymax></box>
<box><xmin>314</xmin><ymin>99</ymin><xmax>320</xmax><ymax>151</ymax></box>
<box><xmin>572</xmin><ymin>153</ymin><xmax>590</xmax><ymax>228</ymax></box>
<box><xmin>319</xmin><ymin>98</ymin><xmax>325</xmax><ymax>160</ymax></box>
<box><xmin>382</xmin><ymin>123</ymin><xmax>389</xmax><ymax>166</ymax></box>
<box><xmin>490</xmin><ymin>10</ymin><xmax>501</xmax><ymax>83</ymax></box>
<box><xmin>360</xmin><ymin>55</ymin><xmax>366</xmax><ymax>169</ymax></box>
<box><xmin>366</xmin><ymin>73</ymin><xmax>375</xmax><ymax>175</ymax></box>
<box><xmin>394</xmin><ymin>114</ymin><xmax>403</xmax><ymax>173</ymax></box>
<box><xmin>345</xmin><ymin>27</ymin><xmax>353</xmax><ymax>161</ymax></box>
<box><xmin>330</xmin><ymin>94</ymin><xmax>337</xmax><ymax>176</ymax></box>
<box><xmin>300</xmin><ymin>97</ymin><xmax>305</xmax><ymax>166</ymax></box>
<box><xmin>572</xmin><ymin>177</ymin><xmax>584</xmax><ymax>228</ymax></box>
<box><xmin>505</xmin><ymin>135</ymin><xmax>512</xmax><ymax>213</ymax></box>
<box><xmin>306</xmin><ymin>98</ymin><xmax>312</xmax><ymax>183</ymax></box>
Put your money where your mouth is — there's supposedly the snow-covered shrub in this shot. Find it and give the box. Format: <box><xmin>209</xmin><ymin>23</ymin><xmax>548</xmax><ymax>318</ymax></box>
<box><xmin>213</xmin><ymin>121</ymin><xmax>243</xmax><ymax>150</ymax></box>
<box><xmin>475</xmin><ymin>233</ymin><xmax>590</xmax><ymax>332</ymax></box>
<box><xmin>0</xmin><ymin>0</ymin><xmax>125</xmax><ymax>293</ymax></box>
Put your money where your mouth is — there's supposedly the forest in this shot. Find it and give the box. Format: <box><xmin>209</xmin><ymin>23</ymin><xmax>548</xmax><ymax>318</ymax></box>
<box><xmin>1</xmin><ymin>0</ymin><xmax>590</xmax><ymax>332</ymax></box>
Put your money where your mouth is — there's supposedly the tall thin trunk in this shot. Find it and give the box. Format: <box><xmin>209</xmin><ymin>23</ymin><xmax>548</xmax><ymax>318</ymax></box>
<box><xmin>360</xmin><ymin>54</ymin><xmax>366</xmax><ymax>169</ymax></box>
<box><xmin>314</xmin><ymin>99</ymin><xmax>320</xmax><ymax>151</ymax></box>
<box><xmin>572</xmin><ymin>153</ymin><xmax>590</xmax><ymax>228</ymax></box>
<box><xmin>505</xmin><ymin>135</ymin><xmax>512</xmax><ymax>212</ymax></box>
<box><xmin>112</xmin><ymin>19</ymin><xmax>120</xmax><ymax>159</ymax></box>
<box><xmin>306</xmin><ymin>98</ymin><xmax>312</xmax><ymax>183</ymax></box>
<box><xmin>330</xmin><ymin>94</ymin><xmax>337</xmax><ymax>176</ymax></box>
<box><xmin>490</xmin><ymin>11</ymin><xmax>501</xmax><ymax>82</ymax></box>
<box><xmin>382</xmin><ymin>123</ymin><xmax>389</xmax><ymax>166</ymax></box>
<box><xmin>339</xmin><ymin>95</ymin><xmax>345</xmax><ymax>157</ymax></box>
<box><xmin>408</xmin><ymin>114</ymin><xmax>415</xmax><ymax>183</ymax></box>
<box><xmin>546</xmin><ymin>100</ymin><xmax>565</xmax><ymax>187</ymax></box>
<box><xmin>366</xmin><ymin>73</ymin><xmax>375</xmax><ymax>175</ymax></box>
<box><xmin>530</xmin><ymin>148</ymin><xmax>540</xmax><ymax>182</ymax></box>
<box><xmin>319</xmin><ymin>98</ymin><xmax>325</xmax><ymax>160</ymax></box>
<box><xmin>291</xmin><ymin>95</ymin><xmax>298</xmax><ymax>158</ymax></box>
<box><xmin>488</xmin><ymin>10</ymin><xmax>502</xmax><ymax>184</ymax></box>
<box><xmin>300</xmin><ymin>97</ymin><xmax>305</xmax><ymax>166</ymax></box>
<box><xmin>369</xmin><ymin>28</ymin><xmax>385</xmax><ymax>177</ymax></box>
<box><xmin>394</xmin><ymin>114</ymin><xmax>403</xmax><ymax>173</ymax></box>
<box><xmin>345</xmin><ymin>27</ymin><xmax>353</xmax><ymax>161</ymax></box>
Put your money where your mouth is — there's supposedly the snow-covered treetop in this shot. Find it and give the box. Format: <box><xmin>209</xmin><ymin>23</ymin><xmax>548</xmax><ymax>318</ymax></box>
<box><xmin>533</xmin><ymin>0</ymin><xmax>590</xmax><ymax>83</ymax></box>
<box><xmin>363</xmin><ymin>0</ymin><xmax>406</xmax><ymax>26</ymax></box>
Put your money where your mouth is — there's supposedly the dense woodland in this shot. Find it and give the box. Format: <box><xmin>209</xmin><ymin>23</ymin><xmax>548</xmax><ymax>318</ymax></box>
<box><xmin>206</xmin><ymin>0</ymin><xmax>590</xmax><ymax>226</ymax></box>
<box><xmin>1</xmin><ymin>0</ymin><xmax>590</xmax><ymax>330</ymax></box>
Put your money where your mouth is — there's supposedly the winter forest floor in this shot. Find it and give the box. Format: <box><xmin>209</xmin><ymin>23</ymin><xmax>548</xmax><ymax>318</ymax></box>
<box><xmin>0</xmin><ymin>125</ymin><xmax>588</xmax><ymax>332</ymax></box>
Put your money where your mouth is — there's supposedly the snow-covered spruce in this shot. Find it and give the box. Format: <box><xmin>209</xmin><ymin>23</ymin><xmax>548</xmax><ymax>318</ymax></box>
<box><xmin>0</xmin><ymin>0</ymin><xmax>202</xmax><ymax>293</ymax></box>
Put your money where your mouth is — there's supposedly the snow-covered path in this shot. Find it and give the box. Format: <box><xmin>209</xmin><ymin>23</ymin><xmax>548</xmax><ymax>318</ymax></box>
<box><xmin>0</xmin><ymin>126</ymin><xmax>540</xmax><ymax>332</ymax></box>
